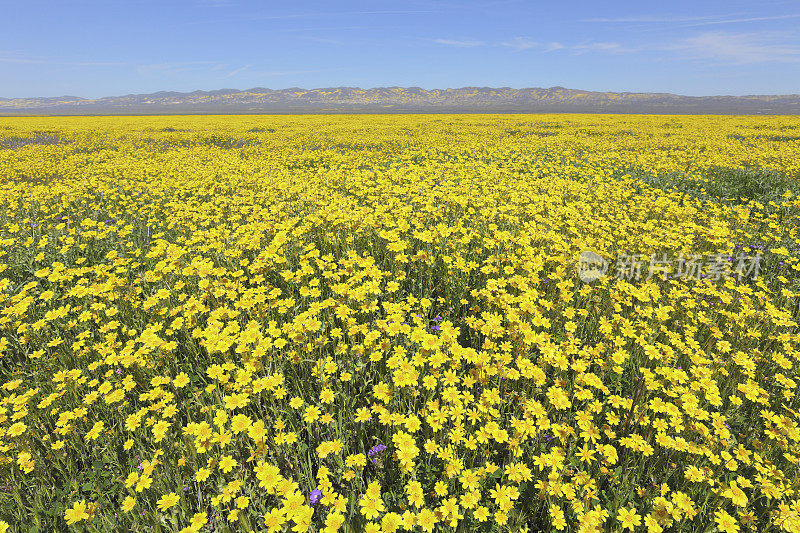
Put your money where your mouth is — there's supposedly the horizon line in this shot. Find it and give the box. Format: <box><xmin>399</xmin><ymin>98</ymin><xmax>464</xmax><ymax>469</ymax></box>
<box><xmin>4</xmin><ymin>85</ymin><xmax>800</xmax><ymax>101</ymax></box>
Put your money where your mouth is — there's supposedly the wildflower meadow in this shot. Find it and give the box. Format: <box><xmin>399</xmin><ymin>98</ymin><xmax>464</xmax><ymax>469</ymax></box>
<box><xmin>0</xmin><ymin>114</ymin><xmax>799</xmax><ymax>532</ymax></box>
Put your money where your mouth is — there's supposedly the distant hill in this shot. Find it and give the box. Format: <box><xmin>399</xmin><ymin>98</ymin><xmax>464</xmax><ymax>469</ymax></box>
<box><xmin>2</xmin><ymin>86</ymin><xmax>799</xmax><ymax>114</ymax></box>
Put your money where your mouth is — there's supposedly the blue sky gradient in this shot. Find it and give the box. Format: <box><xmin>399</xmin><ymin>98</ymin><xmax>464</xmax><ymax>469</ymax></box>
<box><xmin>1</xmin><ymin>0</ymin><xmax>799</xmax><ymax>98</ymax></box>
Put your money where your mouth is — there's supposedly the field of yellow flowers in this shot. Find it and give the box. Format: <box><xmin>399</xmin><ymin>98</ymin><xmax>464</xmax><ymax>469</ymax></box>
<box><xmin>0</xmin><ymin>114</ymin><xmax>799</xmax><ymax>532</ymax></box>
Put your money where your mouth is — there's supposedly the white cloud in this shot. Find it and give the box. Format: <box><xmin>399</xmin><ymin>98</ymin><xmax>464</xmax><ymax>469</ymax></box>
<box><xmin>497</xmin><ymin>38</ymin><xmax>633</xmax><ymax>54</ymax></box>
<box><xmin>501</xmin><ymin>37</ymin><xmax>540</xmax><ymax>50</ymax></box>
<box><xmin>671</xmin><ymin>31</ymin><xmax>800</xmax><ymax>63</ymax></box>
<box><xmin>583</xmin><ymin>14</ymin><xmax>800</xmax><ymax>27</ymax></box>
<box><xmin>582</xmin><ymin>15</ymin><xmax>716</xmax><ymax>23</ymax></box>
<box><xmin>571</xmin><ymin>42</ymin><xmax>637</xmax><ymax>53</ymax></box>
<box><xmin>431</xmin><ymin>38</ymin><xmax>485</xmax><ymax>47</ymax></box>
<box><xmin>0</xmin><ymin>51</ymin><xmax>43</xmax><ymax>64</ymax></box>
<box><xmin>223</xmin><ymin>65</ymin><xmax>250</xmax><ymax>79</ymax></box>
<box><xmin>680</xmin><ymin>14</ymin><xmax>800</xmax><ymax>27</ymax></box>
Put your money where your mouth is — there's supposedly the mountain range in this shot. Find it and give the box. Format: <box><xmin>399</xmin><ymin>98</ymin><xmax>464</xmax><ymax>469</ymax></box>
<box><xmin>2</xmin><ymin>86</ymin><xmax>799</xmax><ymax>114</ymax></box>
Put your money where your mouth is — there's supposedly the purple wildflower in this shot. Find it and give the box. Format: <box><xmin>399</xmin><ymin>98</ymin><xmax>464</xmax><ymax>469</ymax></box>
<box><xmin>368</xmin><ymin>444</ymin><xmax>387</xmax><ymax>458</ymax></box>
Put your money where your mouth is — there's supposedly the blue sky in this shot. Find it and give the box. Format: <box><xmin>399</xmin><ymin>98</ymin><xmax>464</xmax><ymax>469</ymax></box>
<box><xmin>1</xmin><ymin>0</ymin><xmax>799</xmax><ymax>98</ymax></box>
